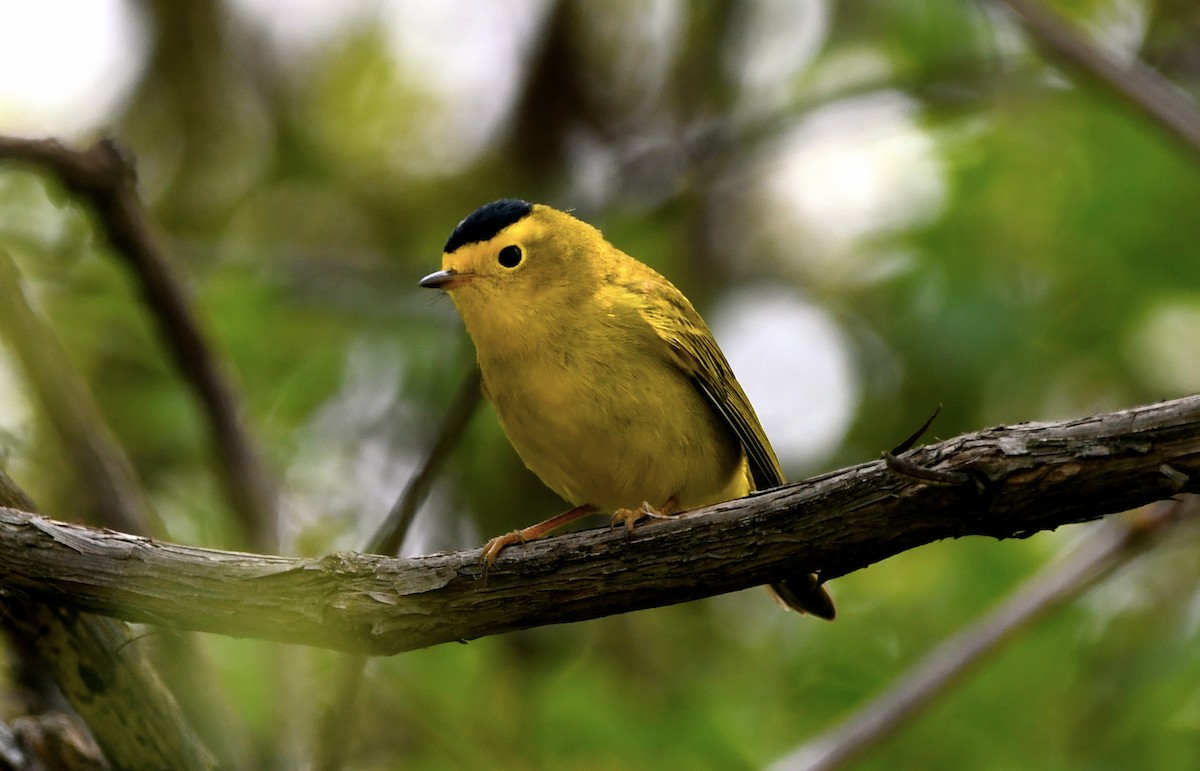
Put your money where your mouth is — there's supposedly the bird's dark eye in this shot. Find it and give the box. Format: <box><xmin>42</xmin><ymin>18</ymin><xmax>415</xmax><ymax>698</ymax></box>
<box><xmin>498</xmin><ymin>245</ymin><xmax>523</xmax><ymax>268</ymax></box>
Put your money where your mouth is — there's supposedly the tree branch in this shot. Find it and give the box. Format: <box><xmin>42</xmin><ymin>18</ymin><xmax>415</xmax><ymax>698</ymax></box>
<box><xmin>0</xmin><ymin>395</ymin><xmax>1197</xmax><ymax>656</ymax></box>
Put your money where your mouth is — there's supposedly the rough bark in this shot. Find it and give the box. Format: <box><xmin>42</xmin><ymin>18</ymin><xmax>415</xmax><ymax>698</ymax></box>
<box><xmin>0</xmin><ymin>395</ymin><xmax>1197</xmax><ymax>656</ymax></box>
<box><xmin>0</xmin><ymin>474</ymin><xmax>216</xmax><ymax>770</ymax></box>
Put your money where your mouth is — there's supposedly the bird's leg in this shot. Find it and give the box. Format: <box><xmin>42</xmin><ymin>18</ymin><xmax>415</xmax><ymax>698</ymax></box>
<box><xmin>480</xmin><ymin>504</ymin><xmax>598</xmax><ymax>570</ymax></box>
<box><xmin>610</xmin><ymin>497</ymin><xmax>677</xmax><ymax>533</ymax></box>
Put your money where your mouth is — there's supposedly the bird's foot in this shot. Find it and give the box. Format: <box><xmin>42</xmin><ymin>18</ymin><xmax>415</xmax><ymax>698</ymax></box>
<box><xmin>478</xmin><ymin>503</ymin><xmax>599</xmax><ymax>575</ymax></box>
<box><xmin>480</xmin><ymin>530</ymin><xmax>527</xmax><ymax>572</ymax></box>
<box><xmin>610</xmin><ymin>499</ymin><xmax>675</xmax><ymax>533</ymax></box>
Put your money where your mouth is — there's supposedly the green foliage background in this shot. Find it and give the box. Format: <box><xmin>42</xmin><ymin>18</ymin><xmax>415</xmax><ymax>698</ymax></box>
<box><xmin>1</xmin><ymin>1</ymin><xmax>1200</xmax><ymax>768</ymax></box>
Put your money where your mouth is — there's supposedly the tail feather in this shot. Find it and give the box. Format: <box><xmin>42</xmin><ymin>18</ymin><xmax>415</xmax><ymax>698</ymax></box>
<box><xmin>769</xmin><ymin>574</ymin><xmax>836</xmax><ymax>620</ymax></box>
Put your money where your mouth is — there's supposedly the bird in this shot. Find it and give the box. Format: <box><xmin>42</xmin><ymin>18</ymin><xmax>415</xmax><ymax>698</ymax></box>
<box><xmin>419</xmin><ymin>199</ymin><xmax>834</xmax><ymax>619</ymax></box>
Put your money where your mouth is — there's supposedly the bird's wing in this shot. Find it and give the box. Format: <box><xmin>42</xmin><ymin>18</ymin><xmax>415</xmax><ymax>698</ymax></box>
<box><xmin>634</xmin><ymin>274</ymin><xmax>835</xmax><ymax>619</ymax></box>
<box><xmin>635</xmin><ymin>282</ymin><xmax>785</xmax><ymax>491</ymax></box>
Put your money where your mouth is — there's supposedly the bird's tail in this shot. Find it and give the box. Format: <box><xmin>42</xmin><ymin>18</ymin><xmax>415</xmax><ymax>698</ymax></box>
<box><xmin>769</xmin><ymin>574</ymin><xmax>836</xmax><ymax>620</ymax></box>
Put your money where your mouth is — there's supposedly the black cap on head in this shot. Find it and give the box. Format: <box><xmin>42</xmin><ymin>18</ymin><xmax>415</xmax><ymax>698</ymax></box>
<box><xmin>444</xmin><ymin>199</ymin><xmax>534</xmax><ymax>254</ymax></box>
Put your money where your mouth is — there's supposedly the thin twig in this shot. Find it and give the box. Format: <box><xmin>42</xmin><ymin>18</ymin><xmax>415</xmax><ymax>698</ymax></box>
<box><xmin>0</xmin><ymin>135</ymin><xmax>278</xmax><ymax>551</ymax></box>
<box><xmin>769</xmin><ymin>496</ymin><xmax>1194</xmax><ymax>771</ymax></box>
<box><xmin>882</xmin><ymin>451</ymin><xmax>972</xmax><ymax>488</ymax></box>
<box><xmin>991</xmin><ymin>0</ymin><xmax>1200</xmax><ymax>162</ymax></box>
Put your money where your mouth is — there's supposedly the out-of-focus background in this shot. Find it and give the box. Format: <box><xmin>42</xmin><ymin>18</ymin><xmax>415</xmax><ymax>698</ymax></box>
<box><xmin>1</xmin><ymin>0</ymin><xmax>1199</xmax><ymax>768</ymax></box>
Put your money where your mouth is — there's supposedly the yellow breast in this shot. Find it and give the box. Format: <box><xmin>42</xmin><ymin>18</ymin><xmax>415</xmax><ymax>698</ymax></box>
<box><xmin>472</xmin><ymin>291</ymin><xmax>747</xmax><ymax>511</ymax></box>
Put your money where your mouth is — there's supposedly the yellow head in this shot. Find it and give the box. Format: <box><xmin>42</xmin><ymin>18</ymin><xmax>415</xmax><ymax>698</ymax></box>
<box><xmin>419</xmin><ymin>200</ymin><xmax>609</xmax><ymax>342</ymax></box>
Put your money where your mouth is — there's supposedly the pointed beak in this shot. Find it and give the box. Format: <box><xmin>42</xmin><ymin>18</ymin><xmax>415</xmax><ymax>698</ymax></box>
<box><xmin>419</xmin><ymin>269</ymin><xmax>468</xmax><ymax>289</ymax></box>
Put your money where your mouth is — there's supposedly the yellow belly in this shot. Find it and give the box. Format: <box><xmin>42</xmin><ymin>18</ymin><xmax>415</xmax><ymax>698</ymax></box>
<box><xmin>479</xmin><ymin>334</ymin><xmax>747</xmax><ymax>512</ymax></box>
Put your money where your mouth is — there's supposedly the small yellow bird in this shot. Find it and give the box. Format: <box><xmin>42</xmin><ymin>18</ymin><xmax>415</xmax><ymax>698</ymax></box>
<box><xmin>420</xmin><ymin>199</ymin><xmax>834</xmax><ymax>619</ymax></box>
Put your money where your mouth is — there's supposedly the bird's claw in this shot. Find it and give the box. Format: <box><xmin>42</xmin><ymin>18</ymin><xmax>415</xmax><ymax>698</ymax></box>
<box><xmin>610</xmin><ymin>501</ymin><xmax>672</xmax><ymax>533</ymax></box>
<box><xmin>480</xmin><ymin>530</ymin><xmax>526</xmax><ymax>574</ymax></box>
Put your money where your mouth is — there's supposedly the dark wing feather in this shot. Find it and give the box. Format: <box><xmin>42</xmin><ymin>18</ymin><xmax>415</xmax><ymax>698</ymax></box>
<box><xmin>671</xmin><ymin>336</ymin><xmax>784</xmax><ymax>491</ymax></box>
<box><xmin>635</xmin><ymin>278</ymin><xmax>835</xmax><ymax>620</ymax></box>
<box><xmin>633</xmin><ymin>281</ymin><xmax>784</xmax><ymax>492</ymax></box>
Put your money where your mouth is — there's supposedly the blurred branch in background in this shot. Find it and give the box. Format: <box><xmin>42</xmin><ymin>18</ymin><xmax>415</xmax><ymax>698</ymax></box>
<box><xmin>0</xmin><ymin>135</ymin><xmax>278</xmax><ymax>552</ymax></box>
<box><xmin>0</xmin><ymin>247</ymin><xmax>160</xmax><ymax>536</ymax></box>
<box><xmin>992</xmin><ymin>0</ymin><xmax>1200</xmax><ymax>161</ymax></box>
<box><xmin>365</xmin><ymin>364</ymin><xmax>482</xmax><ymax>558</ymax></box>
<box><xmin>312</xmin><ymin>363</ymin><xmax>482</xmax><ymax>771</ymax></box>
<box><xmin>771</xmin><ymin>494</ymin><xmax>1197</xmax><ymax>771</ymax></box>
<box><xmin>0</xmin><ymin>469</ymin><xmax>215</xmax><ymax>770</ymax></box>
<box><xmin>0</xmin><ymin>393</ymin><xmax>1196</xmax><ymax>656</ymax></box>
